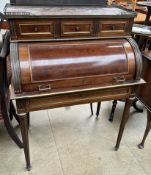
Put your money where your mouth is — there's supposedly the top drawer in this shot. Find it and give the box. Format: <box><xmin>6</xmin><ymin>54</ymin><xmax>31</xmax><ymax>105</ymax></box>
<box><xmin>61</xmin><ymin>20</ymin><xmax>93</xmax><ymax>37</ymax></box>
<box><xmin>11</xmin><ymin>20</ymin><xmax>55</xmax><ymax>40</ymax></box>
<box><xmin>99</xmin><ymin>20</ymin><xmax>130</xmax><ymax>37</ymax></box>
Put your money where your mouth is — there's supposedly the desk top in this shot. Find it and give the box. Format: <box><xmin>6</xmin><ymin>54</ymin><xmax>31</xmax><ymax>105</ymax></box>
<box><xmin>4</xmin><ymin>5</ymin><xmax>136</xmax><ymax>19</ymax></box>
<box><xmin>132</xmin><ymin>24</ymin><xmax>151</xmax><ymax>35</ymax></box>
<box><xmin>137</xmin><ymin>1</ymin><xmax>151</xmax><ymax>8</ymax></box>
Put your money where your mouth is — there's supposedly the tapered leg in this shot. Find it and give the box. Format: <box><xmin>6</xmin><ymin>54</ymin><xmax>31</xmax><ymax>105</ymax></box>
<box><xmin>115</xmin><ymin>98</ymin><xmax>133</xmax><ymax>150</ymax></box>
<box><xmin>20</xmin><ymin>113</ymin><xmax>31</xmax><ymax>171</ymax></box>
<box><xmin>109</xmin><ymin>100</ymin><xmax>117</xmax><ymax>122</ymax></box>
<box><xmin>96</xmin><ymin>102</ymin><xmax>101</xmax><ymax>119</ymax></box>
<box><xmin>138</xmin><ymin>110</ymin><xmax>151</xmax><ymax>149</ymax></box>
<box><xmin>90</xmin><ymin>103</ymin><xmax>93</xmax><ymax>115</ymax></box>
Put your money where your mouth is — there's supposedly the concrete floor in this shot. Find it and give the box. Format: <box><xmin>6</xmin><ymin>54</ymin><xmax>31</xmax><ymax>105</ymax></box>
<box><xmin>0</xmin><ymin>101</ymin><xmax>151</xmax><ymax>175</ymax></box>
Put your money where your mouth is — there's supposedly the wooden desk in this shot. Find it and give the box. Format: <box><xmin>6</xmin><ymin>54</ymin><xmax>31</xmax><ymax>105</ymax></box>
<box><xmin>4</xmin><ymin>5</ymin><xmax>143</xmax><ymax>170</ymax></box>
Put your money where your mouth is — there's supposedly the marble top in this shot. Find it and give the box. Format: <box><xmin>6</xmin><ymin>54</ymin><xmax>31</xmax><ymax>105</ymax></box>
<box><xmin>137</xmin><ymin>1</ymin><xmax>151</xmax><ymax>8</ymax></box>
<box><xmin>4</xmin><ymin>4</ymin><xmax>136</xmax><ymax>18</ymax></box>
<box><xmin>132</xmin><ymin>24</ymin><xmax>151</xmax><ymax>35</ymax></box>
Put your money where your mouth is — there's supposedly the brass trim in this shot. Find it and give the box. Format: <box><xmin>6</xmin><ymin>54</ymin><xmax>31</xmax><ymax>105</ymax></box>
<box><xmin>11</xmin><ymin>79</ymin><xmax>145</xmax><ymax>100</ymax></box>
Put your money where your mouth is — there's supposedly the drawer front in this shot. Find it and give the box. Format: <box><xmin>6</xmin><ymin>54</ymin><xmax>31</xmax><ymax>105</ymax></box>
<box><xmin>61</xmin><ymin>20</ymin><xmax>93</xmax><ymax>37</ymax></box>
<box><xmin>12</xmin><ymin>20</ymin><xmax>55</xmax><ymax>39</ymax></box>
<box><xmin>99</xmin><ymin>20</ymin><xmax>130</xmax><ymax>36</ymax></box>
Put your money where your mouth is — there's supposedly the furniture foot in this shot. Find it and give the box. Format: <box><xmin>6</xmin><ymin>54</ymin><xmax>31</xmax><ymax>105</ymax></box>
<box><xmin>90</xmin><ymin>103</ymin><xmax>93</xmax><ymax>115</ymax></box>
<box><xmin>138</xmin><ymin>110</ymin><xmax>151</xmax><ymax>149</ymax></box>
<box><xmin>109</xmin><ymin>100</ymin><xmax>117</xmax><ymax>122</ymax></box>
<box><xmin>19</xmin><ymin>113</ymin><xmax>31</xmax><ymax>170</ymax></box>
<box><xmin>132</xmin><ymin>99</ymin><xmax>143</xmax><ymax>113</ymax></box>
<box><xmin>115</xmin><ymin>98</ymin><xmax>133</xmax><ymax>150</ymax></box>
<box><xmin>96</xmin><ymin>102</ymin><xmax>101</xmax><ymax>119</ymax></box>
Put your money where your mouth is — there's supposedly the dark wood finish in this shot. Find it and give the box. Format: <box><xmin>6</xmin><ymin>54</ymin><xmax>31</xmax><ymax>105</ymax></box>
<box><xmin>0</xmin><ymin>32</ymin><xmax>23</xmax><ymax>148</ymax></box>
<box><xmin>5</xmin><ymin>5</ymin><xmax>142</xmax><ymax>170</ymax></box>
<box><xmin>4</xmin><ymin>6</ymin><xmax>136</xmax><ymax>41</ymax></box>
<box><xmin>12</xmin><ymin>39</ymin><xmax>136</xmax><ymax>95</ymax></box>
<box><xmin>137</xmin><ymin>51</ymin><xmax>151</xmax><ymax>110</ymax></box>
<box><xmin>10</xmin><ymin>18</ymin><xmax>132</xmax><ymax>40</ymax></box>
<box><xmin>19</xmin><ymin>113</ymin><xmax>31</xmax><ymax>170</ymax></box>
<box><xmin>115</xmin><ymin>98</ymin><xmax>133</xmax><ymax>150</ymax></box>
<box><xmin>138</xmin><ymin>110</ymin><xmax>151</xmax><ymax>149</ymax></box>
<box><xmin>96</xmin><ymin>102</ymin><xmax>101</xmax><ymax>119</ymax></box>
<box><xmin>136</xmin><ymin>51</ymin><xmax>151</xmax><ymax>148</ymax></box>
<box><xmin>109</xmin><ymin>100</ymin><xmax>118</xmax><ymax>122</ymax></box>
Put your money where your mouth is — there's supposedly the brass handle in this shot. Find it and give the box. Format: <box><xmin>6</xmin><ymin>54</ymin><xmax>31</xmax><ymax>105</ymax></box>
<box><xmin>38</xmin><ymin>84</ymin><xmax>51</xmax><ymax>91</ymax></box>
<box><xmin>34</xmin><ymin>26</ymin><xmax>38</xmax><ymax>32</ymax></box>
<box><xmin>113</xmin><ymin>76</ymin><xmax>125</xmax><ymax>83</ymax></box>
<box><xmin>75</xmin><ymin>26</ymin><xmax>80</xmax><ymax>31</ymax></box>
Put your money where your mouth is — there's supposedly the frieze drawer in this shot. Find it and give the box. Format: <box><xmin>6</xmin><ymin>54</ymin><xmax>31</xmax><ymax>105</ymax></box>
<box><xmin>61</xmin><ymin>20</ymin><xmax>93</xmax><ymax>37</ymax></box>
<box><xmin>11</xmin><ymin>20</ymin><xmax>55</xmax><ymax>39</ymax></box>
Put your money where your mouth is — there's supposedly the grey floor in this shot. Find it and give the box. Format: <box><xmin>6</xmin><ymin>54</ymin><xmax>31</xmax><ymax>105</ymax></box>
<box><xmin>0</xmin><ymin>101</ymin><xmax>151</xmax><ymax>175</ymax></box>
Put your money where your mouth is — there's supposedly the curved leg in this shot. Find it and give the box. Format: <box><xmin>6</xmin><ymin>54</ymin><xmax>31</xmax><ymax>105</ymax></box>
<box><xmin>115</xmin><ymin>98</ymin><xmax>133</xmax><ymax>151</ymax></box>
<box><xmin>20</xmin><ymin>113</ymin><xmax>31</xmax><ymax>171</ymax></box>
<box><xmin>132</xmin><ymin>99</ymin><xmax>143</xmax><ymax>113</ymax></box>
<box><xmin>138</xmin><ymin>110</ymin><xmax>151</xmax><ymax>149</ymax></box>
<box><xmin>90</xmin><ymin>103</ymin><xmax>93</xmax><ymax>115</ymax></box>
<box><xmin>1</xmin><ymin>99</ymin><xmax>23</xmax><ymax>148</ymax></box>
<box><xmin>10</xmin><ymin>100</ymin><xmax>20</xmax><ymax>124</ymax></box>
<box><xmin>96</xmin><ymin>102</ymin><xmax>101</xmax><ymax>119</ymax></box>
<box><xmin>109</xmin><ymin>100</ymin><xmax>117</xmax><ymax>122</ymax></box>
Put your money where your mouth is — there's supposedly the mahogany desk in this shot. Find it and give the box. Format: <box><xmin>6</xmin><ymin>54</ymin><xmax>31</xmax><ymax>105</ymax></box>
<box><xmin>4</xmin><ymin>5</ymin><xmax>144</xmax><ymax>170</ymax></box>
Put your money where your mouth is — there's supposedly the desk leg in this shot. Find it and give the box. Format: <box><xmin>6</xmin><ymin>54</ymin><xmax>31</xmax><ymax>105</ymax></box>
<box><xmin>20</xmin><ymin>113</ymin><xmax>31</xmax><ymax>171</ymax></box>
<box><xmin>138</xmin><ymin>110</ymin><xmax>151</xmax><ymax>149</ymax></box>
<box><xmin>115</xmin><ymin>98</ymin><xmax>132</xmax><ymax>150</ymax></box>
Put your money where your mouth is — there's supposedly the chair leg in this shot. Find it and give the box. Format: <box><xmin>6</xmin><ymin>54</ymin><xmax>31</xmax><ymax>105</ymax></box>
<box><xmin>138</xmin><ymin>110</ymin><xmax>151</xmax><ymax>149</ymax></box>
<box><xmin>20</xmin><ymin>113</ymin><xmax>31</xmax><ymax>171</ymax></box>
<box><xmin>90</xmin><ymin>103</ymin><xmax>93</xmax><ymax>115</ymax></box>
<box><xmin>115</xmin><ymin>98</ymin><xmax>133</xmax><ymax>151</ymax></box>
<box><xmin>1</xmin><ymin>100</ymin><xmax>23</xmax><ymax>148</ymax></box>
<box><xmin>109</xmin><ymin>100</ymin><xmax>117</xmax><ymax>122</ymax></box>
<box><xmin>96</xmin><ymin>102</ymin><xmax>101</xmax><ymax>119</ymax></box>
<box><xmin>10</xmin><ymin>100</ymin><xmax>20</xmax><ymax>124</ymax></box>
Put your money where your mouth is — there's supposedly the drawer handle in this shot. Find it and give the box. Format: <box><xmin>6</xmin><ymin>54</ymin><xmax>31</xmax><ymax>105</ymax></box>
<box><xmin>38</xmin><ymin>84</ymin><xmax>51</xmax><ymax>91</ymax></box>
<box><xmin>111</xmin><ymin>25</ymin><xmax>116</xmax><ymax>30</ymax></box>
<box><xmin>75</xmin><ymin>26</ymin><xmax>80</xmax><ymax>31</ymax></box>
<box><xmin>113</xmin><ymin>76</ymin><xmax>125</xmax><ymax>83</ymax></box>
<box><xmin>34</xmin><ymin>26</ymin><xmax>38</xmax><ymax>32</ymax></box>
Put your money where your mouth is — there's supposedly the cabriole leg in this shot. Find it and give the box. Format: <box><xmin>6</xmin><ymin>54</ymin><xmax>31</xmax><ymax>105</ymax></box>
<box><xmin>138</xmin><ymin>110</ymin><xmax>151</xmax><ymax>149</ymax></box>
<box><xmin>19</xmin><ymin>113</ymin><xmax>31</xmax><ymax>171</ymax></box>
<box><xmin>115</xmin><ymin>98</ymin><xmax>132</xmax><ymax>150</ymax></box>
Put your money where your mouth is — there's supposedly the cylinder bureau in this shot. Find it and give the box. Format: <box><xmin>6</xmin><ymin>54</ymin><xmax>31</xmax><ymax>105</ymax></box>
<box><xmin>4</xmin><ymin>4</ymin><xmax>144</xmax><ymax>170</ymax></box>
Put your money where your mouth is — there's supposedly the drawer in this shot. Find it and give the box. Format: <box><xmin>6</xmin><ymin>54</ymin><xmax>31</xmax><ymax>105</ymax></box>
<box><xmin>61</xmin><ymin>20</ymin><xmax>93</xmax><ymax>37</ymax></box>
<box><xmin>99</xmin><ymin>20</ymin><xmax>130</xmax><ymax>36</ymax></box>
<box><xmin>13</xmin><ymin>20</ymin><xmax>55</xmax><ymax>39</ymax></box>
